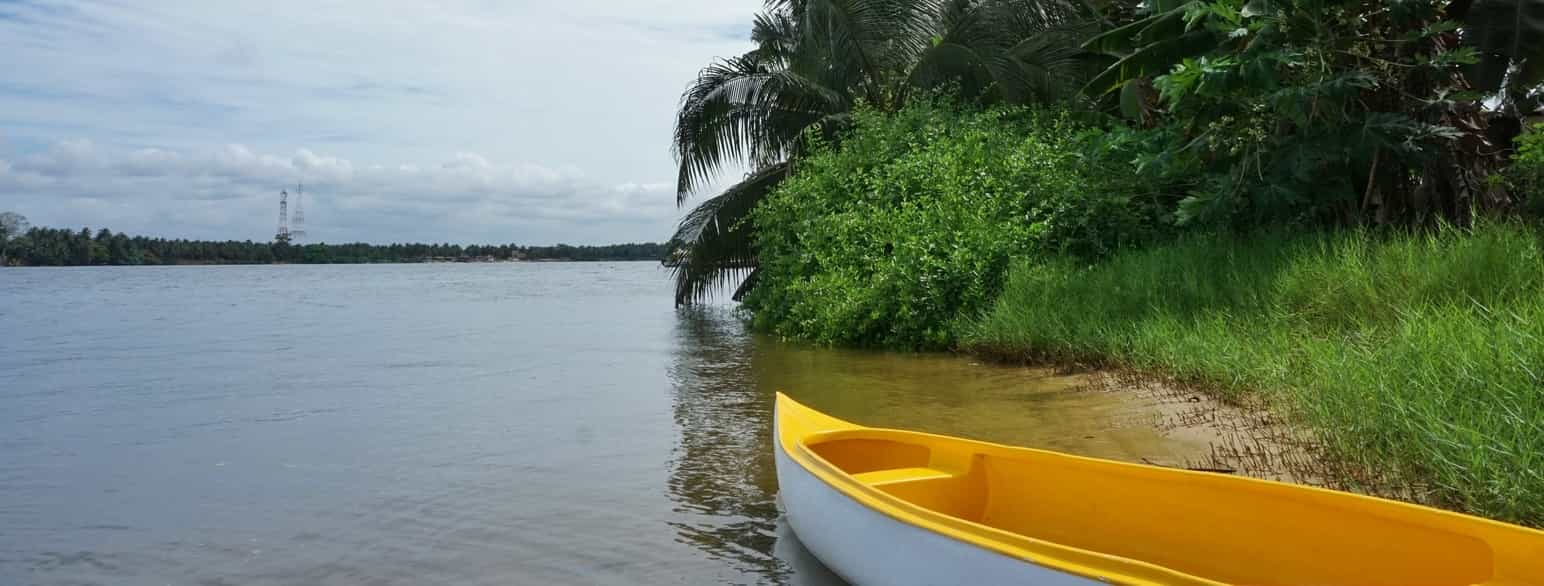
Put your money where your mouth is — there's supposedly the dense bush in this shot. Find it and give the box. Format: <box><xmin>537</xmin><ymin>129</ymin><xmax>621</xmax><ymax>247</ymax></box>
<box><xmin>1507</xmin><ymin>123</ymin><xmax>1544</xmax><ymax>217</ymax></box>
<box><xmin>1084</xmin><ymin>0</ymin><xmax>1522</xmax><ymax>229</ymax></box>
<box><xmin>744</xmin><ymin>102</ymin><xmax>1171</xmax><ymax>349</ymax></box>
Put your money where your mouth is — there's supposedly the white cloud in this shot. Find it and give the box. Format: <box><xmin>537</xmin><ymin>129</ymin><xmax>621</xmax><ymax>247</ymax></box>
<box><xmin>121</xmin><ymin>148</ymin><xmax>184</xmax><ymax>177</ymax></box>
<box><xmin>1</xmin><ymin>139</ymin><xmax>679</xmax><ymax>244</ymax></box>
<box><xmin>0</xmin><ymin>0</ymin><xmax>757</xmax><ymax>243</ymax></box>
<box><xmin>17</xmin><ymin>139</ymin><xmax>99</xmax><ymax>176</ymax></box>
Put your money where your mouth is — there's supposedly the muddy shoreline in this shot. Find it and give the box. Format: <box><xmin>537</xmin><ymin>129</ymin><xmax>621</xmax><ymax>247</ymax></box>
<box><xmin>1059</xmin><ymin>367</ymin><xmax>1436</xmax><ymax>506</ymax></box>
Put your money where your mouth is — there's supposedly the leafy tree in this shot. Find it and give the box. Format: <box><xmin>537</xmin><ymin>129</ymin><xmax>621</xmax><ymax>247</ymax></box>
<box><xmin>668</xmin><ymin>0</ymin><xmax>1104</xmax><ymax>305</ymax></box>
<box><xmin>1081</xmin><ymin>0</ymin><xmax>1530</xmax><ymax>228</ymax></box>
<box><xmin>0</xmin><ymin>212</ymin><xmax>27</xmax><ymax>242</ymax></box>
<box><xmin>0</xmin><ymin>212</ymin><xmax>29</xmax><ymax>265</ymax></box>
<box><xmin>71</xmin><ymin>228</ymin><xmax>95</xmax><ymax>266</ymax></box>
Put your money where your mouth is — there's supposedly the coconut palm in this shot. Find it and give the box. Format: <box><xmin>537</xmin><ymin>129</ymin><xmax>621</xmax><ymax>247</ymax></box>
<box><xmin>668</xmin><ymin>0</ymin><xmax>1103</xmax><ymax>306</ymax></box>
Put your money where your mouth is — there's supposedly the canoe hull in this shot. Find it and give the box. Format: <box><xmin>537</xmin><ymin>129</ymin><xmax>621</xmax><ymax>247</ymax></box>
<box><xmin>775</xmin><ymin>420</ymin><xmax>1098</xmax><ymax>586</ymax></box>
<box><xmin>772</xmin><ymin>393</ymin><xmax>1544</xmax><ymax>585</ymax></box>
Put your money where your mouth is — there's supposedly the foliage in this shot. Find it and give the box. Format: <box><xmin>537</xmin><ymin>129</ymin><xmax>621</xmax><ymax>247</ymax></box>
<box><xmin>0</xmin><ymin>225</ymin><xmax>668</xmax><ymax>266</ymax></box>
<box><xmin>0</xmin><ymin>211</ymin><xmax>27</xmax><ymax>241</ymax></box>
<box><xmin>668</xmin><ymin>0</ymin><xmax>1103</xmax><ymax>305</ymax></box>
<box><xmin>1083</xmin><ymin>0</ymin><xmax>1514</xmax><ymax>229</ymax></box>
<box><xmin>1060</xmin><ymin>122</ymin><xmax>1193</xmax><ymax>254</ymax></box>
<box><xmin>1505</xmin><ymin>122</ymin><xmax>1544</xmax><ymax>215</ymax></box>
<box><xmin>966</xmin><ymin>222</ymin><xmax>1544</xmax><ymax>526</ymax></box>
<box><xmin>744</xmin><ymin>101</ymin><xmax>1169</xmax><ymax>348</ymax></box>
<box><xmin>0</xmin><ymin>211</ymin><xmax>29</xmax><ymax>265</ymax></box>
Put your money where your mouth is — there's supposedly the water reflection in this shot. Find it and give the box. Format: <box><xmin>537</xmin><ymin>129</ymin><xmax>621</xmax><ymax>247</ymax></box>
<box><xmin>665</xmin><ymin>307</ymin><xmax>844</xmax><ymax>584</ymax></box>
<box><xmin>666</xmin><ymin>306</ymin><xmax>1221</xmax><ymax>584</ymax></box>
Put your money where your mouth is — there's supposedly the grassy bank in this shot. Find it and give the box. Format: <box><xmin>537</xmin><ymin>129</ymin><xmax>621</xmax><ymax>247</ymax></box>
<box><xmin>964</xmin><ymin>223</ymin><xmax>1544</xmax><ymax>525</ymax></box>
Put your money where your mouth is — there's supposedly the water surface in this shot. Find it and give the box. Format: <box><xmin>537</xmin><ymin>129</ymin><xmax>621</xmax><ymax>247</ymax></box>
<box><xmin>1</xmin><ymin>263</ymin><xmax>1203</xmax><ymax>585</ymax></box>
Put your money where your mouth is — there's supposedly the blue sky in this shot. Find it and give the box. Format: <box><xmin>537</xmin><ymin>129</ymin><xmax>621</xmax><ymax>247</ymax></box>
<box><xmin>0</xmin><ymin>0</ymin><xmax>757</xmax><ymax>244</ymax></box>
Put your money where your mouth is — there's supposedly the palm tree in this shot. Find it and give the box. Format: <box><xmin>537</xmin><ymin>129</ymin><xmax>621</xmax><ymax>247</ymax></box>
<box><xmin>667</xmin><ymin>0</ymin><xmax>1102</xmax><ymax>306</ymax></box>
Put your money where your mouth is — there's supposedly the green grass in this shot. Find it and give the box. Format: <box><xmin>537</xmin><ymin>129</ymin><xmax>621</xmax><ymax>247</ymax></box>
<box><xmin>963</xmin><ymin>223</ymin><xmax>1544</xmax><ymax>526</ymax></box>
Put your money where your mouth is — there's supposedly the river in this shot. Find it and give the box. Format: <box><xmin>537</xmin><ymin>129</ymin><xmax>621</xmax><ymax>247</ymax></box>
<box><xmin>0</xmin><ymin>263</ymin><xmax>1217</xmax><ymax>585</ymax></box>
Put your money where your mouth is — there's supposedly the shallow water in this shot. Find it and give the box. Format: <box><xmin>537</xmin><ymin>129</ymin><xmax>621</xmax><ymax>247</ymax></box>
<box><xmin>1</xmin><ymin>263</ymin><xmax>1206</xmax><ymax>585</ymax></box>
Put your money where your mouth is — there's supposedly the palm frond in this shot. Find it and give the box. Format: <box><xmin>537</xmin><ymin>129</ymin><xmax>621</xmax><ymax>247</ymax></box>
<box><xmin>669</xmin><ymin>163</ymin><xmax>791</xmax><ymax>306</ymax></box>
<box><xmin>906</xmin><ymin>0</ymin><xmax>998</xmax><ymax>99</ymax></box>
<box><xmin>673</xmin><ymin>52</ymin><xmax>846</xmax><ymax>202</ymax></box>
<box><xmin>791</xmin><ymin>0</ymin><xmax>945</xmax><ymax>103</ymax></box>
<box><xmin>909</xmin><ymin>0</ymin><xmax>1100</xmax><ymax>104</ymax></box>
<box><xmin>673</xmin><ymin>55</ymin><xmax>772</xmax><ymax>202</ymax></box>
<box><xmin>1080</xmin><ymin>1</ymin><xmax>1210</xmax><ymax>96</ymax></box>
<box><xmin>751</xmin><ymin>11</ymin><xmax>801</xmax><ymax>66</ymax></box>
<box><xmin>998</xmin><ymin>24</ymin><xmax>1099</xmax><ymax>104</ymax></box>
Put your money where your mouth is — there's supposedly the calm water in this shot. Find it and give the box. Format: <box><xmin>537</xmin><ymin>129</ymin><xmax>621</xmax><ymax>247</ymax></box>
<box><xmin>0</xmin><ymin>263</ymin><xmax>1204</xmax><ymax>585</ymax></box>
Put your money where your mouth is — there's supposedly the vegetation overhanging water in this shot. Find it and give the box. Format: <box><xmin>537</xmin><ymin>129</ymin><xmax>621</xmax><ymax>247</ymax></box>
<box><xmin>664</xmin><ymin>0</ymin><xmax>1544</xmax><ymax>529</ymax></box>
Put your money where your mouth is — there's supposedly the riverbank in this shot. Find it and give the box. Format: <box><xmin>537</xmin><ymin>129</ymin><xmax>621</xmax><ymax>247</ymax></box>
<box><xmin>664</xmin><ymin>0</ymin><xmax>1544</xmax><ymax>534</ymax></box>
<box><xmin>964</xmin><ymin>223</ymin><xmax>1544</xmax><ymax>526</ymax></box>
<box><xmin>717</xmin><ymin>99</ymin><xmax>1544</xmax><ymax>527</ymax></box>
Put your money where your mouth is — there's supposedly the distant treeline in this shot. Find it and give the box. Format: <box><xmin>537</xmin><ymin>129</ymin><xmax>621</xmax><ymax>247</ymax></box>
<box><xmin>0</xmin><ymin>225</ymin><xmax>667</xmax><ymax>266</ymax></box>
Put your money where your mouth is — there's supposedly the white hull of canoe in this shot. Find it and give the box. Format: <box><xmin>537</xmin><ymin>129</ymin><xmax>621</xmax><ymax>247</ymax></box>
<box><xmin>774</xmin><ymin>434</ymin><xmax>1100</xmax><ymax>585</ymax></box>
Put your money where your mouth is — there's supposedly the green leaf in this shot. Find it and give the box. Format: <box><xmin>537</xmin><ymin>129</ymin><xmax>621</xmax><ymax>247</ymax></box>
<box><xmin>1082</xmin><ymin>29</ymin><xmax>1218</xmax><ymax>95</ymax></box>
<box><xmin>1082</xmin><ymin>13</ymin><xmax>1161</xmax><ymax>57</ymax></box>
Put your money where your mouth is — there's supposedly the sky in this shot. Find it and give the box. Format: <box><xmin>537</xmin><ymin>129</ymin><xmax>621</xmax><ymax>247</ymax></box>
<box><xmin>0</xmin><ymin>0</ymin><xmax>758</xmax><ymax>245</ymax></box>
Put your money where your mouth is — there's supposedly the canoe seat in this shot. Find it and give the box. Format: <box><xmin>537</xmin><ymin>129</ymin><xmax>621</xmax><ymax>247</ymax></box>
<box><xmin>851</xmin><ymin>467</ymin><xmax>954</xmax><ymax>487</ymax></box>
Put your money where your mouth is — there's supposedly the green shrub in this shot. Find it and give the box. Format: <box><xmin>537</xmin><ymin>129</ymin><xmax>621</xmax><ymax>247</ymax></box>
<box><xmin>1507</xmin><ymin>123</ymin><xmax>1544</xmax><ymax>217</ymax></box>
<box><xmin>744</xmin><ymin>102</ymin><xmax>1170</xmax><ymax>349</ymax></box>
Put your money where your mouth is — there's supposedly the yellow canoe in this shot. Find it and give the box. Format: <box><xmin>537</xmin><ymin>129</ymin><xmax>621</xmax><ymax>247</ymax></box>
<box><xmin>773</xmin><ymin>393</ymin><xmax>1544</xmax><ymax>585</ymax></box>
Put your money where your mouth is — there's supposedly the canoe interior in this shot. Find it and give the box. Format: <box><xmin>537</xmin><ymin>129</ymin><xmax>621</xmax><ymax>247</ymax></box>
<box><xmin>782</xmin><ymin>393</ymin><xmax>1544</xmax><ymax>586</ymax></box>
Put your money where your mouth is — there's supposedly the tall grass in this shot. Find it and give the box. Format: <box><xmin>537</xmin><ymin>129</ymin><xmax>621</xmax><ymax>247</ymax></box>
<box><xmin>964</xmin><ymin>223</ymin><xmax>1544</xmax><ymax>526</ymax></box>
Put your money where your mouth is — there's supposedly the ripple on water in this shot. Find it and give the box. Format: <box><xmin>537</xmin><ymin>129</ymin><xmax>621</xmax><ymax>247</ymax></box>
<box><xmin>4</xmin><ymin>265</ymin><xmax>1246</xmax><ymax>586</ymax></box>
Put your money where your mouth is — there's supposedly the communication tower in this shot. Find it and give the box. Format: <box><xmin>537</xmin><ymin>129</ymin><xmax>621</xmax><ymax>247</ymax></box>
<box><xmin>276</xmin><ymin>190</ymin><xmax>290</xmax><ymax>242</ymax></box>
<box><xmin>290</xmin><ymin>183</ymin><xmax>307</xmax><ymax>242</ymax></box>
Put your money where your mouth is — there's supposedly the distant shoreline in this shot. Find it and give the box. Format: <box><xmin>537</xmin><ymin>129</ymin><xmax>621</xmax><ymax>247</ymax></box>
<box><xmin>1</xmin><ymin>258</ymin><xmax>665</xmax><ymax>267</ymax></box>
<box><xmin>0</xmin><ymin>224</ymin><xmax>669</xmax><ymax>267</ymax></box>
